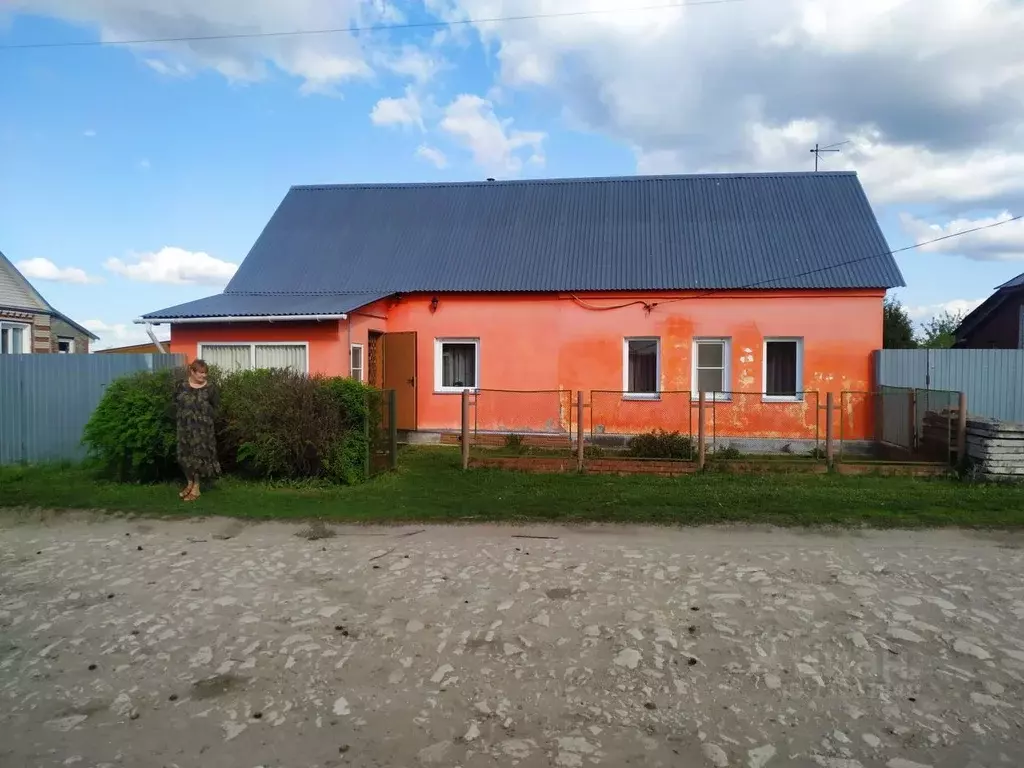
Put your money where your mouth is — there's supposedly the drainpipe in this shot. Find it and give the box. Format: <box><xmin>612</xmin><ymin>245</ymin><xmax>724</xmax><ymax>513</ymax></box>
<box><xmin>347</xmin><ymin>316</ymin><xmax>353</xmax><ymax>377</ymax></box>
<box><xmin>144</xmin><ymin>323</ymin><xmax>166</xmax><ymax>354</ymax></box>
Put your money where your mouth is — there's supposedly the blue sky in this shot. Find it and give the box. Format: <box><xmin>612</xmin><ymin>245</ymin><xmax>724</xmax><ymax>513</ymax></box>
<box><xmin>2</xmin><ymin>2</ymin><xmax>1022</xmax><ymax>348</ymax></box>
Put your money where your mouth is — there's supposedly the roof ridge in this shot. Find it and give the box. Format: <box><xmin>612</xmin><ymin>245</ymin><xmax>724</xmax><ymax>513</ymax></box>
<box><xmin>290</xmin><ymin>171</ymin><xmax>857</xmax><ymax>192</ymax></box>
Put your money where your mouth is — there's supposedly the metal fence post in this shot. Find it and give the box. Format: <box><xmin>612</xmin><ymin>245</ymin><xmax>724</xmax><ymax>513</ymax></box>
<box><xmin>956</xmin><ymin>391</ymin><xmax>968</xmax><ymax>466</ymax></box>
<box><xmin>825</xmin><ymin>392</ymin><xmax>835</xmax><ymax>469</ymax></box>
<box><xmin>576</xmin><ymin>391</ymin><xmax>584</xmax><ymax>473</ymax></box>
<box><xmin>461</xmin><ymin>389</ymin><xmax>470</xmax><ymax>470</ymax></box>
<box><xmin>364</xmin><ymin>392</ymin><xmax>372</xmax><ymax>479</ymax></box>
<box><xmin>908</xmin><ymin>388</ymin><xmax>918</xmax><ymax>452</ymax></box>
<box><xmin>697</xmin><ymin>391</ymin><xmax>707</xmax><ymax>470</ymax></box>
<box><xmin>388</xmin><ymin>389</ymin><xmax>398</xmax><ymax>471</ymax></box>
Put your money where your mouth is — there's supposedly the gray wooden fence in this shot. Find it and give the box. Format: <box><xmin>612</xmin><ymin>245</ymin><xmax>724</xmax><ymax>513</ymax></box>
<box><xmin>0</xmin><ymin>354</ymin><xmax>184</xmax><ymax>465</ymax></box>
<box><xmin>875</xmin><ymin>349</ymin><xmax>1024</xmax><ymax>423</ymax></box>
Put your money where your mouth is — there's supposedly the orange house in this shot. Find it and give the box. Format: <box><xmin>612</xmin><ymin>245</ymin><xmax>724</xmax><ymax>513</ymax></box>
<box><xmin>141</xmin><ymin>173</ymin><xmax>904</xmax><ymax>444</ymax></box>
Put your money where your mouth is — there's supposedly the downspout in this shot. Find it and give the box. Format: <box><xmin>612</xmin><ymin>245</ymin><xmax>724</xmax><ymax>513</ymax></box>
<box><xmin>347</xmin><ymin>316</ymin><xmax>353</xmax><ymax>377</ymax></box>
<box><xmin>144</xmin><ymin>323</ymin><xmax>167</xmax><ymax>354</ymax></box>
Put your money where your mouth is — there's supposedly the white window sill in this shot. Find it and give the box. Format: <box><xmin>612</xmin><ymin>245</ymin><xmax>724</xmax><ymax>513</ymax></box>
<box><xmin>434</xmin><ymin>388</ymin><xmax>479</xmax><ymax>395</ymax></box>
<box><xmin>692</xmin><ymin>395</ymin><xmax>732</xmax><ymax>402</ymax></box>
<box><xmin>622</xmin><ymin>393</ymin><xmax>660</xmax><ymax>401</ymax></box>
<box><xmin>762</xmin><ymin>395</ymin><xmax>803</xmax><ymax>403</ymax></box>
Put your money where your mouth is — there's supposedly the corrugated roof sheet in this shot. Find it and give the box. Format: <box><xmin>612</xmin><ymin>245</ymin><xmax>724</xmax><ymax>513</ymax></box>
<box><xmin>142</xmin><ymin>292</ymin><xmax>387</xmax><ymax>320</ymax></box>
<box><xmin>143</xmin><ymin>172</ymin><xmax>903</xmax><ymax>320</ymax></box>
<box><xmin>997</xmin><ymin>272</ymin><xmax>1024</xmax><ymax>290</ymax></box>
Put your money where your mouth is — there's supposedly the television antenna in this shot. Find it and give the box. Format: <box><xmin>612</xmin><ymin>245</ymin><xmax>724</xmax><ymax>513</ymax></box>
<box><xmin>810</xmin><ymin>140</ymin><xmax>850</xmax><ymax>172</ymax></box>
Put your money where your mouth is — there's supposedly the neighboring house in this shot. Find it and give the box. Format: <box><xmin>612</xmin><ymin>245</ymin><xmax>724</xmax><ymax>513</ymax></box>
<box><xmin>954</xmin><ymin>272</ymin><xmax>1024</xmax><ymax>349</ymax></box>
<box><xmin>95</xmin><ymin>340</ymin><xmax>169</xmax><ymax>354</ymax></box>
<box><xmin>141</xmin><ymin>172</ymin><xmax>904</xmax><ymax>435</ymax></box>
<box><xmin>0</xmin><ymin>250</ymin><xmax>98</xmax><ymax>355</ymax></box>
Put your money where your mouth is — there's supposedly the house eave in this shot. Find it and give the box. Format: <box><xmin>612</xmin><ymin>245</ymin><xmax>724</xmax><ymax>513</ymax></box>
<box><xmin>135</xmin><ymin>314</ymin><xmax>349</xmax><ymax>325</ymax></box>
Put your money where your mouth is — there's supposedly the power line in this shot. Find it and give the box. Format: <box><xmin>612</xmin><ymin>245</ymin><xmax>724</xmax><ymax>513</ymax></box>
<box><xmin>638</xmin><ymin>214</ymin><xmax>1024</xmax><ymax>310</ymax></box>
<box><xmin>0</xmin><ymin>0</ymin><xmax>746</xmax><ymax>51</ymax></box>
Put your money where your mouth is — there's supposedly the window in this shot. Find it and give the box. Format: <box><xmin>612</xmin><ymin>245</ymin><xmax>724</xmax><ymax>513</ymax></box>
<box><xmin>692</xmin><ymin>338</ymin><xmax>730</xmax><ymax>399</ymax></box>
<box><xmin>57</xmin><ymin>337</ymin><xmax>75</xmax><ymax>354</ymax></box>
<box><xmin>764</xmin><ymin>338</ymin><xmax>803</xmax><ymax>400</ymax></box>
<box><xmin>623</xmin><ymin>338</ymin><xmax>659</xmax><ymax>397</ymax></box>
<box><xmin>434</xmin><ymin>338</ymin><xmax>479</xmax><ymax>392</ymax></box>
<box><xmin>350</xmin><ymin>344</ymin><xmax>364</xmax><ymax>381</ymax></box>
<box><xmin>199</xmin><ymin>343</ymin><xmax>308</xmax><ymax>373</ymax></box>
<box><xmin>0</xmin><ymin>321</ymin><xmax>29</xmax><ymax>355</ymax></box>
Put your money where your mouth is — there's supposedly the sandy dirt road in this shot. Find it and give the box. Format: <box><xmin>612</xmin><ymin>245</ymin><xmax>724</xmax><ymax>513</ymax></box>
<box><xmin>2</xmin><ymin>516</ymin><xmax>1023</xmax><ymax>768</ymax></box>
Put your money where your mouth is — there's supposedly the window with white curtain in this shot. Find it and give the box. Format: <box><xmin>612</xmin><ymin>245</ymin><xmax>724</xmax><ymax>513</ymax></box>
<box><xmin>199</xmin><ymin>343</ymin><xmax>308</xmax><ymax>373</ymax></box>
<box><xmin>0</xmin><ymin>322</ymin><xmax>29</xmax><ymax>354</ymax></box>
<box><xmin>623</xmin><ymin>337</ymin><xmax>659</xmax><ymax>398</ymax></box>
<box><xmin>692</xmin><ymin>338</ymin><xmax>731</xmax><ymax>399</ymax></box>
<box><xmin>434</xmin><ymin>338</ymin><xmax>479</xmax><ymax>392</ymax></box>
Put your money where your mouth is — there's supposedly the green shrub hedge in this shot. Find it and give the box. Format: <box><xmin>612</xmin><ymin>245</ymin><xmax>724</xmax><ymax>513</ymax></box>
<box><xmin>83</xmin><ymin>367</ymin><xmax>378</xmax><ymax>485</ymax></box>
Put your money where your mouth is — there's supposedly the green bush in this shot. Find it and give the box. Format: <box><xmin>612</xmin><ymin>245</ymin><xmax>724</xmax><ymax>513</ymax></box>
<box><xmin>504</xmin><ymin>433</ymin><xmax>525</xmax><ymax>452</ymax></box>
<box><xmin>82</xmin><ymin>368</ymin><xmax>180</xmax><ymax>482</ymax></box>
<box><xmin>83</xmin><ymin>367</ymin><xmax>377</xmax><ymax>485</ymax></box>
<box><xmin>626</xmin><ymin>430</ymin><xmax>695</xmax><ymax>459</ymax></box>
<box><xmin>712</xmin><ymin>444</ymin><xmax>742</xmax><ymax>460</ymax></box>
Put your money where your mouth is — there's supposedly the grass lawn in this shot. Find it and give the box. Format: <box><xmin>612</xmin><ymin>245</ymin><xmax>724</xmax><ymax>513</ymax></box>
<box><xmin>1</xmin><ymin>447</ymin><xmax>1022</xmax><ymax>527</ymax></box>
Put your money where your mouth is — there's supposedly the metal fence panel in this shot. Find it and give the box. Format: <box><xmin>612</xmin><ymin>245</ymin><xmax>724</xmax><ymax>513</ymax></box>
<box><xmin>875</xmin><ymin>349</ymin><xmax>1024</xmax><ymax>423</ymax></box>
<box><xmin>470</xmin><ymin>389</ymin><xmax>573</xmax><ymax>452</ymax></box>
<box><xmin>589</xmin><ymin>390</ymin><xmax>694</xmax><ymax>441</ymax></box>
<box><xmin>0</xmin><ymin>354</ymin><xmax>184</xmax><ymax>465</ymax></box>
<box><xmin>708</xmin><ymin>391</ymin><xmax>821</xmax><ymax>456</ymax></box>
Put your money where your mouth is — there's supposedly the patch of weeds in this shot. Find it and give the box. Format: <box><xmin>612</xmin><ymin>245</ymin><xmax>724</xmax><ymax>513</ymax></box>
<box><xmin>583</xmin><ymin>444</ymin><xmax>605</xmax><ymax>459</ymax></box>
<box><xmin>712</xmin><ymin>444</ymin><xmax>742</xmax><ymax>460</ymax></box>
<box><xmin>627</xmin><ymin>430</ymin><xmax>695</xmax><ymax>460</ymax></box>
<box><xmin>296</xmin><ymin>519</ymin><xmax>336</xmax><ymax>540</ymax></box>
<box><xmin>503</xmin><ymin>433</ymin><xmax>525</xmax><ymax>452</ymax></box>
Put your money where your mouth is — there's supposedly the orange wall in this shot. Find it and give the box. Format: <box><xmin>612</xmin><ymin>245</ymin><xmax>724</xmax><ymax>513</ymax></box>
<box><xmin>169</xmin><ymin>290</ymin><xmax>883</xmax><ymax>439</ymax></box>
<box><xmin>170</xmin><ymin>320</ymin><xmax>349</xmax><ymax>376</ymax></box>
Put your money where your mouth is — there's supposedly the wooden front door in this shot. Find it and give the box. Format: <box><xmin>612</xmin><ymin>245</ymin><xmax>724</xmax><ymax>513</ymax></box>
<box><xmin>383</xmin><ymin>331</ymin><xmax>417</xmax><ymax>430</ymax></box>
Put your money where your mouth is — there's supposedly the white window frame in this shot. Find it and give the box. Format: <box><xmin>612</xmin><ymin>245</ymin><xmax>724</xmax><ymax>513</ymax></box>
<box><xmin>198</xmin><ymin>341</ymin><xmax>310</xmax><ymax>373</ymax></box>
<box><xmin>434</xmin><ymin>338</ymin><xmax>480</xmax><ymax>394</ymax></box>
<box><xmin>350</xmin><ymin>343</ymin><xmax>364</xmax><ymax>381</ymax></box>
<box><xmin>691</xmin><ymin>337</ymin><xmax>731</xmax><ymax>401</ymax></box>
<box><xmin>762</xmin><ymin>337</ymin><xmax>804</xmax><ymax>402</ymax></box>
<box><xmin>0</xmin><ymin>321</ymin><xmax>31</xmax><ymax>355</ymax></box>
<box><xmin>57</xmin><ymin>336</ymin><xmax>75</xmax><ymax>354</ymax></box>
<box><xmin>622</xmin><ymin>337</ymin><xmax>661</xmax><ymax>400</ymax></box>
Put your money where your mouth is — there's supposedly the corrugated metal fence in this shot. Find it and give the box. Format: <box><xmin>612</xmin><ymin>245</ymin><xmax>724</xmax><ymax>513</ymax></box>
<box><xmin>0</xmin><ymin>354</ymin><xmax>183</xmax><ymax>465</ymax></box>
<box><xmin>875</xmin><ymin>349</ymin><xmax>1024</xmax><ymax>423</ymax></box>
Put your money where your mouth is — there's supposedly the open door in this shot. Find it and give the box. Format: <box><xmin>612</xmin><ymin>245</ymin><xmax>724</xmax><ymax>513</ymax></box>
<box><xmin>383</xmin><ymin>331</ymin><xmax>417</xmax><ymax>430</ymax></box>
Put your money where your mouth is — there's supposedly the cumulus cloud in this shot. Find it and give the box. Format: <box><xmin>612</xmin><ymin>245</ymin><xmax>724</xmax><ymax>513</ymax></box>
<box><xmin>416</xmin><ymin>144</ymin><xmax>448</xmax><ymax>169</ymax></box>
<box><xmin>380</xmin><ymin>45</ymin><xmax>445</xmax><ymax>83</ymax></box>
<box><xmin>905</xmin><ymin>298</ymin><xmax>985</xmax><ymax>322</ymax></box>
<box><xmin>900</xmin><ymin>212</ymin><xmax>1024</xmax><ymax>261</ymax></box>
<box><xmin>370</xmin><ymin>87</ymin><xmax>424</xmax><ymax>130</ymax></box>
<box><xmin>15</xmin><ymin>257</ymin><xmax>100</xmax><ymax>284</ymax></box>
<box><xmin>13</xmin><ymin>0</ymin><xmax>391</xmax><ymax>92</ymax></box>
<box><xmin>440</xmin><ymin>94</ymin><xmax>545</xmax><ymax>174</ymax></box>
<box><xmin>84</xmin><ymin>319</ymin><xmax>161</xmax><ymax>351</ymax></box>
<box><xmin>433</xmin><ymin>0</ymin><xmax>1024</xmax><ymax>204</ymax></box>
<box><xmin>104</xmin><ymin>246</ymin><xmax>237</xmax><ymax>285</ymax></box>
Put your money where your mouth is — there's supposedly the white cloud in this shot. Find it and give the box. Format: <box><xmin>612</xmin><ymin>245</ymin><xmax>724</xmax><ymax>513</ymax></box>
<box><xmin>440</xmin><ymin>94</ymin><xmax>545</xmax><ymax>174</ymax></box>
<box><xmin>436</xmin><ymin>0</ymin><xmax>1024</xmax><ymax>205</ymax></box>
<box><xmin>84</xmin><ymin>319</ymin><xmax>160</xmax><ymax>351</ymax></box>
<box><xmin>145</xmin><ymin>58</ymin><xmax>190</xmax><ymax>77</ymax></box>
<box><xmin>14</xmin><ymin>0</ymin><xmax>387</xmax><ymax>92</ymax></box>
<box><xmin>83</xmin><ymin>129</ymin><xmax>97</xmax><ymax>138</ymax></box>
<box><xmin>906</xmin><ymin>298</ymin><xmax>985</xmax><ymax>322</ymax></box>
<box><xmin>380</xmin><ymin>46</ymin><xmax>444</xmax><ymax>83</ymax></box>
<box><xmin>137</xmin><ymin>158</ymin><xmax>151</xmax><ymax>171</ymax></box>
<box><xmin>415</xmin><ymin>144</ymin><xmax>448</xmax><ymax>169</ymax></box>
<box><xmin>369</xmin><ymin>88</ymin><xmax>424</xmax><ymax>130</ymax></box>
<box><xmin>900</xmin><ymin>212</ymin><xmax>1024</xmax><ymax>261</ymax></box>
<box><xmin>104</xmin><ymin>246</ymin><xmax>237</xmax><ymax>285</ymax></box>
<box><xmin>15</xmin><ymin>257</ymin><xmax>101</xmax><ymax>284</ymax></box>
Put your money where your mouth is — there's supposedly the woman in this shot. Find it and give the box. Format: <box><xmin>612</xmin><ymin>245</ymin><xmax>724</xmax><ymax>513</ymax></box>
<box><xmin>176</xmin><ymin>359</ymin><xmax>220</xmax><ymax>502</ymax></box>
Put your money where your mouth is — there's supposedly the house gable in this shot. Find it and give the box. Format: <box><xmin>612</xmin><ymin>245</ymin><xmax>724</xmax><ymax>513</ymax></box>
<box><xmin>0</xmin><ymin>251</ymin><xmax>48</xmax><ymax>312</ymax></box>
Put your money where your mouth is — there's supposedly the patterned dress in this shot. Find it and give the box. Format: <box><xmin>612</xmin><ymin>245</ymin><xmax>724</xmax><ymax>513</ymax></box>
<box><xmin>176</xmin><ymin>382</ymin><xmax>221</xmax><ymax>480</ymax></box>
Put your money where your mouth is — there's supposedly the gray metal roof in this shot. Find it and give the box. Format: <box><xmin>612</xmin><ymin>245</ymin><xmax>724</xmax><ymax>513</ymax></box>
<box><xmin>997</xmin><ymin>272</ymin><xmax>1024</xmax><ymax>290</ymax></box>
<box><xmin>142</xmin><ymin>292</ymin><xmax>388</xmax><ymax>320</ymax></box>
<box><xmin>144</xmin><ymin>172</ymin><xmax>903</xmax><ymax>320</ymax></box>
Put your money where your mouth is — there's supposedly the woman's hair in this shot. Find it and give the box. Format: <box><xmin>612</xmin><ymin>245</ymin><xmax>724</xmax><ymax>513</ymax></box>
<box><xmin>189</xmin><ymin>359</ymin><xmax>209</xmax><ymax>374</ymax></box>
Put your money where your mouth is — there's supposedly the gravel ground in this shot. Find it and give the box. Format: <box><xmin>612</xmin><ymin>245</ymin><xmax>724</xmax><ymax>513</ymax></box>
<box><xmin>1</xmin><ymin>515</ymin><xmax>1023</xmax><ymax>768</ymax></box>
